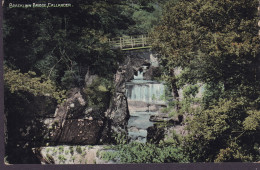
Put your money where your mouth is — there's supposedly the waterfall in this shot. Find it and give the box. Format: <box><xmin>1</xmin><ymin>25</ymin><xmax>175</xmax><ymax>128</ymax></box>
<box><xmin>126</xmin><ymin>68</ymin><xmax>166</xmax><ymax>143</ymax></box>
<box><xmin>126</xmin><ymin>82</ymin><xmax>165</xmax><ymax>104</ymax></box>
<box><xmin>133</xmin><ymin>70</ymin><xmax>144</xmax><ymax>80</ymax></box>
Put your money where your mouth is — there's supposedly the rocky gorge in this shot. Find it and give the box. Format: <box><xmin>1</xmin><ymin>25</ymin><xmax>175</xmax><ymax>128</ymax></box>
<box><xmin>4</xmin><ymin>0</ymin><xmax>260</xmax><ymax>164</ymax></box>
<box><xmin>5</xmin><ymin>49</ymin><xmax>189</xmax><ymax>164</ymax></box>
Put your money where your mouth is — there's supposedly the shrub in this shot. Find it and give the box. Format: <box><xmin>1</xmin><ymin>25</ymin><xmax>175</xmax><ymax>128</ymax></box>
<box><xmin>101</xmin><ymin>142</ymin><xmax>188</xmax><ymax>163</ymax></box>
<box><xmin>58</xmin><ymin>154</ymin><xmax>67</xmax><ymax>163</ymax></box>
<box><xmin>76</xmin><ymin>146</ymin><xmax>83</xmax><ymax>154</ymax></box>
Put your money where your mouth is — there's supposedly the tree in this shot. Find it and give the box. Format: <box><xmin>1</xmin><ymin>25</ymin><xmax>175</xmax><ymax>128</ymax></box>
<box><xmin>152</xmin><ymin>0</ymin><xmax>260</xmax><ymax>162</ymax></box>
<box><xmin>3</xmin><ymin>0</ymin><xmax>131</xmax><ymax>89</ymax></box>
<box><xmin>3</xmin><ymin>0</ymin><xmax>133</xmax><ymax>163</ymax></box>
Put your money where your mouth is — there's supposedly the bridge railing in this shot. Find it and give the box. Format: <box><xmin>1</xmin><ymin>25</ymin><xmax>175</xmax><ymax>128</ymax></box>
<box><xmin>109</xmin><ymin>35</ymin><xmax>151</xmax><ymax>50</ymax></box>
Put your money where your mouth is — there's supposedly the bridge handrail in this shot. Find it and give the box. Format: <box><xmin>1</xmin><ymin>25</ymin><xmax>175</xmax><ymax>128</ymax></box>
<box><xmin>109</xmin><ymin>35</ymin><xmax>151</xmax><ymax>50</ymax></box>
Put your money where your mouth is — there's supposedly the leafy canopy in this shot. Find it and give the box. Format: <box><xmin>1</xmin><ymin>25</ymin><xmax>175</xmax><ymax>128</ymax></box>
<box><xmin>152</xmin><ymin>0</ymin><xmax>260</xmax><ymax>162</ymax></box>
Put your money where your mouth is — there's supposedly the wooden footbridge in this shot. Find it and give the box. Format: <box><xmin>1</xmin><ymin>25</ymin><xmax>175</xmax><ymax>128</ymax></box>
<box><xmin>108</xmin><ymin>35</ymin><xmax>152</xmax><ymax>51</ymax></box>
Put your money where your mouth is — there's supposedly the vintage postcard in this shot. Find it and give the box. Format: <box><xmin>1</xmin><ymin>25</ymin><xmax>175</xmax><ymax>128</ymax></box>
<box><xmin>2</xmin><ymin>0</ymin><xmax>260</xmax><ymax>167</ymax></box>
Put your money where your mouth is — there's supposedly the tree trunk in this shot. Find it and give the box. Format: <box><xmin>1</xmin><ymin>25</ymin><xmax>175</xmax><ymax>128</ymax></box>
<box><xmin>257</xmin><ymin>1</ymin><xmax>260</xmax><ymax>81</ymax></box>
<box><xmin>170</xmin><ymin>69</ymin><xmax>180</xmax><ymax>110</ymax></box>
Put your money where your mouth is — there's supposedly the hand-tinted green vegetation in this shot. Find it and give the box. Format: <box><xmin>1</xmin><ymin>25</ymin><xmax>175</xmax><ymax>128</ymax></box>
<box><xmin>4</xmin><ymin>0</ymin><xmax>165</xmax><ymax>93</ymax></box>
<box><xmin>3</xmin><ymin>0</ymin><xmax>260</xmax><ymax>163</ymax></box>
<box><xmin>152</xmin><ymin>0</ymin><xmax>260</xmax><ymax>162</ymax></box>
<box><xmin>101</xmin><ymin>142</ymin><xmax>188</xmax><ymax>163</ymax></box>
<box><xmin>4</xmin><ymin>65</ymin><xmax>66</xmax><ymax>103</ymax></box>
<box><xmin>3</xmin><ymin>0</ymin><xmax>168</xmax><ymax>164</ymax></box>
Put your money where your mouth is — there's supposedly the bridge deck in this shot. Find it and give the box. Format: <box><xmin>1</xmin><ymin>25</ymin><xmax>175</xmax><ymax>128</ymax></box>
<box><xmin>109</xmin><ymin>35</ymin><xmax>151</xmax><ymax>50</ymax></box>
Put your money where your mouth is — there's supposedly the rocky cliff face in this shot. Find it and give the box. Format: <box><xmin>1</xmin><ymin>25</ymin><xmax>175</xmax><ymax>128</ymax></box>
<box><xmin>105</xmin><ymin>64</ymin><xmax>130</xmax><ymax>136</ymax></box>
<box><xmin>44</xmin><ymin>88</ymin><xmax>107</xmax><ymax>145</ymax></box>
<box><xmin>123</xmin><ymin>51</ymin><xmax>160</xmax><ymax>81</ymax></box>
<box><xmin>105</xmin><ymin>50</ymin><xmax>161</xmax><ymax>136</ymax></box>
<box><xmin>43</xmin><ymin>53</ymin><xmax>155</xmax><ymax>145</ymax></box>
<box><xmin>45</xmin><ymin>68</ymin><xmax>131</xmax><ymax>145</ymax></box>
<box><xmin>5</xmin><ymin>49</ymin><xmax>163</xmax><ymax>164</ymax></box>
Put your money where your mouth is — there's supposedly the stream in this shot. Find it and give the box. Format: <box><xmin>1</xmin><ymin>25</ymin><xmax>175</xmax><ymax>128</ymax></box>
<box><xmin>126</xmin><ymin>68</ymin><xmax>166</xmax><ymax>143</ymax></box>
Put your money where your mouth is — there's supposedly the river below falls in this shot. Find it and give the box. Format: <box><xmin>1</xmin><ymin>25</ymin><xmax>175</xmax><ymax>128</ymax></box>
<box><xmin>125</xmin><ymin>75</ymin><xmax>167</xmax><ymax>142</ymax></box>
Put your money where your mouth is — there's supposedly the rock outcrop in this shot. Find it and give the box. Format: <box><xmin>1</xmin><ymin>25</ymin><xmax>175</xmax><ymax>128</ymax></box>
<box><xmin>35</xmin><ymin>145</ymin><xmax>119</xmax><ymax>164</ymax></box>
<box><xmin>105</xmin><ymin>64</ymin><xmax>130</xmax><ymax>135</ymax></box>
<box><xmin>105</xmin><ymin>50</ymin><xmax>160</xmax><ymax>137</ymax></box>
<box><xmin>45</xmin><ymin>56</ymin><xmax>134</xmax><ymax>144</ymax></box>
<box><xmin>147</xmin><ymin>113</ymin><xmax>188</xmax><ymax>144</ymax></box>
<box><xmin>44</xmin><ymin>88</ymin><xmax>107</xmax><ymax>145</ymax></box>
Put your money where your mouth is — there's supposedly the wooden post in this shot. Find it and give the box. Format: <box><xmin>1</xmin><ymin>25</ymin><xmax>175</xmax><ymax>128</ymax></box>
<box><xmin>142</xmin><ymin>35</ymin><xmax>144</xmax><ymax>47</ymax></box>
<box><xmin>120</xmin><ymin>37</ymin><xmax>122</xmax><ymax>49</ymax></box>
<box><xmin>131</xmin><ymin>36</ymin><xmax>133</xmax><ymax>48</ymax></box>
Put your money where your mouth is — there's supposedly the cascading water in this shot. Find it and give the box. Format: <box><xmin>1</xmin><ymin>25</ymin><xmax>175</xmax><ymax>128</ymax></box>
<box><xmin>126</xmin><ymin>82</ymin><xmax>165</xmax><ymax>104</ymax></box>
<box><xmin>133</xmin><ymin>70</ymin><xmax>144</xmax><ymax>80</ymax></box>
<box><xmin>126</xmin><ymin>68</ymin><xmax>166</xmax><ymax>143</ymax></box>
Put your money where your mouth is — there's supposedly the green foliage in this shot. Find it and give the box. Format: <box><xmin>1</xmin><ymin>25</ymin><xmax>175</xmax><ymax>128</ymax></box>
<box><xmin>183</xmin><ymin>98</ymin><xmax>260</xmax><ymax>162</ymax></box>
<box><xmin>46</xmin><ymin>148</ymin><xmax>50</xmax><ymax>153</ymax></box>
<box><xmin>84</xmin><ymin>76</ymin><xmax>113</xmax><ymax>110</ymax></box>
<box><xmin>81</xmin><ymin>151</ymin><xmax>87</xmax><ymax>157</ymax></box>
<box><xmin>160</xmin><ymin>129</ymin><xmax>182</xmax><ymax>148</ymax></box>
<box><xmin>58</xmin><ymin>146</ymin><xmax>64</xmax><ymax>153</ymax></box>
<box><xmin>164</xmin><ymin>84</ymin><xmax>201</xmax><ymax>118</ymax></box>
<box><xmin>183</xmin><ymin>85</ymin><xmax>199</xmax><ymax>98</ymax></box>
<box><xmin>65</xmin><ymin>150</ymin><xmax>69</xmax><ymax>155</ymax></box>
<box><xmin>76</xmin><ymin>146</ymin><xmax>83</xmax><ymax>154</ymax></box>
<box><xmin>52</xmin><ymin>149</ymin><xmax>57</xmax><ymax>156</ymax></box>
<box><xmin>243</xmin><ymin>110</ymin><xmax>260</xmax><ymax>131</ymax></box>
<box><xmin>126</xmin><ymin>3</ymin><xmax>163</xmax><ymax>35</ymax></box>
<box><xmin>151</xmin><ymin>0</ymin><xmax>260</xmax><ymax>162</ymax></box>
<box><xmin>152</xmin><ymin>94</ymin><xmax>157</xmax><ymax>101</ymax></box>
<box><xmin>3</xmin><ymin>0</ymin><xmax>129</xmax><ymax>90</ymax></box>
<box><xmin>101</xmin><ymin>150</ymin><xmax>118</xmax><ymax>162</ymax></box>
<box><xmin>71</xmin><ymin>156</ymin><xmax>76</xmax><ymax>162</ymax></box>
<box><xmin>101</xmin><ymin>142</ymin><xmax>188</xmax><ymax>163</ymax></box>
<box><xmin>152</xmin><ymin>0</ymin><xmax>260</xmax><ymax>91</ymax></box>
<box><xmin>58</xmin><ymin>154</ymin><xmax>67</xmax><ymax>163</ymax></box>
<box><xmin>112</xmin><ymin>132</ymin><xmax>128</xmax><ymax>145</ymax></box>
<box><xmin>4</xmin><ymin>65</ymin><xmax>66</xmax><ymax>103</ymax></box>
<box><xmin>69</xmin><ymin>146</ymin><xmax>74</xmax><ymax>155</ymax></box>
<box><xmin>201</xmin><ymin>83</ymin><xmax>224</xmax><ymax>109</ymax></box>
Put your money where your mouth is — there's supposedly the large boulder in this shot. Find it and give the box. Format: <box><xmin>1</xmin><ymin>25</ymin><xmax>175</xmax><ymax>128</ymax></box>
<box><xmin>124</xmin><ymin>56</ymin><xmax>150</xmax><ymax>82</ymax></box>
<box><xmin>51</xmin><ymin>119</ymin><xmax>104</xmax><ymax>145</ymax></box>
<box><xmin>45</xmin><ymin>88</ymin><xmax>107</xmax><ymax>145</ymax></box>
<box><xmin>143</xmin><ymin>66</ymin><xmax>161</xmax><ymax>80</ymax></box>
<box><xmin>147</xmin><ymin>113</ymin><xmax>188</xmax><ymax>144</ymax></box>
<box><xmin>105</xmin><ymin>65</ymin><xmax>130</xmax><ymax>137</ymax></box>
<box><xmin>45</xmin><ymin>64</ymin><xmax>132</xmax><ymax>145</ymax></box>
